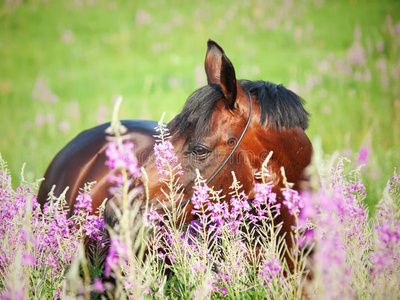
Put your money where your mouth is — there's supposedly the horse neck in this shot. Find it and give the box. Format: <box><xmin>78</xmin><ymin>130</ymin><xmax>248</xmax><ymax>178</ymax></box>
<box><xmin>261</xmin><ymin>126</ymin><xmax>313</xmax><ymax>191</ymax></box>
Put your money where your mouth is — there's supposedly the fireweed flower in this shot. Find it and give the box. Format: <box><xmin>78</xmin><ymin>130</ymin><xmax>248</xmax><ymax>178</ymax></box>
<box><xmin>105</xmin><ymin>141</ymin><xmax>141</xmax><ymax>177</ymax></box>
<box><xmin>213</xmin><ymin>269</ymin><xmax>233</xmax><ymax>295</ymax></box>
<box><xmin>220</xmin><ymin>286</ymin><xmax>228</xmax><ymax>295</ymax></box>
<box><xmin>105</xmin><ymin>140</ymin><xmax>143</xmax><ymax>199</ymax></box>
<box><xmin>389</xmin><ymin>174</ymin><xmax>400</xmax><ymax>192</ymax></box>
<box><xmin>282</xmin><ymin>188</ymin><xmax>303</xmax><ymax>216</ymax></box>
<box><xmin>298</xmin><ymin>191</ymin><xmax>317</xmax><ymax>226</ymax></box>
<box><xmin>73</xmin><ymin>190</ymin><xmax>105</xmax><ymax>241</ymax></box>
<box><xmin>371</xmin><ymin>183</ymin><xmax>400</xmax><ymax>277</ymax></box>
<box><xmin>230</xmin><ymin>193</ymin><xmax>250</xmax><ymax>216</ymax></box>
<box><xmin>37</xmin><ymin>200</ymin><xmax>79</xmax><ymax>267</ymax></box>
<box><xmin>105</xmin><ymin>237</ymin><xmax>128</xmax><ymax>276</ymax></box>
<box><xmin>303</xmin><ymin>190</ymin><xmax>355</xmax><ymax>298</ymax></box>
<box><xmin>108</xmin><ymin>172</ymin><xmax>125</xmax><ymax>187</ymax></box>
<box><xmin>253</xmin><ymin>183</ymin><xmax>277</xmax><ymax>207</ymax></box>
<box><xmin>249</xmin><ymin>183</ymin><xmax>280</xmax><ymax>223</ymax></box>
<box><xmin>357</xmin><ymin>145</ymin><xmax>370</xmax><ymax>166</ymax></box>
<box><xmin>83</xmin><ymin>215</ymin><xmax>105</xmax><ymax>240</ymax></box>
<box><xmin>1</xmin><ymin>284</ymin><xmax>26</xmax><ymax>300</ymax></box>
<box><xmin>191</xmin><ymin>184</ymin><xmax>209</xmax><ymax>214</ymax></box>
<box><xmin>0</xmin><ymin>157</ymin><xmax>99</xmax><ymax>298</ymax></box>
<box><xmin>261</xmin><ymin>257</ymin><xmax>283</xmax><ymax>285</ymax></box>
<box><xmin>207</xmin><ymin>201</ymin><xmax>230</xmax><ymax>234</ymax></box>
<box><xmin>94</xmin><ymin>278</ymin><xmax>105</xmax><ymax>292</ymax></box>
<box><xmin>348</xmin><ymin>179</ymin><xmax>366</xmax><ymax>196</ymax></box>
<box><xmin>298</xmin><ymin>163</ymin><xmax>372</xmax><ymax>298</ymax></box>
<box><xmin>74</xmin><ymin>192</ymin><xmax>93</xmax><ymax>214</ymax></box>
<box><xmin>371</xmin><ymin>218</ymin><xmax>400</xmax><ymax>274</ymax></box>
<box><xmin>21</xmin><ymin>251</ymin><xmax>35</xmax><ymax>267</ymax></box>
<box><xmin>314</xmin><ymin>230</ymin><xmax>352</xmax><ymax>299</ymax></box>
<box><xmin>147</xmin><ymin>210</ymin><xmax>163</xmax><ymax>224</ymax></box>
<box><xmin>152</xmin><ymin>113</ymin><xmax>183</xmax><ymax>181</ymax></box>
<box><xmin>153</xmin><ymin>140</ymin><xmax>183</xmax><ymax>176</ymax></box>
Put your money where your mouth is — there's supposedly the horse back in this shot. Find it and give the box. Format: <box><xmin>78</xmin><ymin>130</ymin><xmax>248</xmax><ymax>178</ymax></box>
<box><xmin>37</xmin><ymin>120</ymin><xmax>158</xmax><ymax>216</ymax></box>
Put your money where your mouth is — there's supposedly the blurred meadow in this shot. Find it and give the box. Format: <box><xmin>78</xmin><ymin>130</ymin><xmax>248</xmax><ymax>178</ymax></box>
<box><xmin>0</xmin><ymin>0</ymin><xmax>399</xmax><ymax>212</ymax></box>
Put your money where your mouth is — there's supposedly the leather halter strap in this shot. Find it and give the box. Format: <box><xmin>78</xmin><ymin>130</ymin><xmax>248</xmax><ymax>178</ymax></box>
<box><xmin>176</xmin><ymin>92</ymin><xmax>253</xmax><ymax>211</ymax></box>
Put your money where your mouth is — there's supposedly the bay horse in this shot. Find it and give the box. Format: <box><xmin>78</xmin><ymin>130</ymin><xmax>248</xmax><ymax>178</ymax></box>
<box><xmin>38</xmin><ymin>40</ymin><xmax>312</xmax><ymax>271</ymax></box>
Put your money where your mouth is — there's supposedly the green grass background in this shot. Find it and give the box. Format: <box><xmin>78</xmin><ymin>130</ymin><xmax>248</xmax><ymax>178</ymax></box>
<box><xmin>0</xmin><ymin>0</ymin><xmax>399</xmax><ymax>211</ymax></box>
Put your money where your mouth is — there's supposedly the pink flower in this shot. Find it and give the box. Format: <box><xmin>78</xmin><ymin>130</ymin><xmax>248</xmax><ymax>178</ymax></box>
<box><xmin>220</xmin><ymin>286</ymin><xmax>228</xmax><ymax>295</ymax></box>
<box><xmin>282</xmin><ymin>188</ymin><xmax>303</xmax><ymax>216</ymax></box>
<box><xmin>261</xmin><ymin>257</ymin><xmax>282</xmax><ymax>285</ymax></box>
<box><xmin>94</xmin><ymin>278</ymin><xmax>104</xmax><ymax>292</ymax></box>
<box><xmin>148</xmin><ymin>210</ymin><xmax>163</xmax><ymax>223</ymax></box>
<box><xmin>22</xmin><ymin>251</ymin><xmax>35</xmax><ymax>267</ymax></box>
<box><xmin>74</xmin><ymin>193</ymin><xmax>93</xmax><ymax>214</ymax></box>
<box><xmin>347</xmin><ymin>42</ymin><xmax>366</xmax><ymax>67</ymax></box>
<box><xmin>153</xmin><ymin>140</ymin><xmax>182</xmax><ymax>176</ymax></box>
<box><xmin>135</xmin><ymin>9</ymin><xmax>152</xmax><ymax>25</ymax></box>
<box><xmin>230</xmin><ymin>195</ymin><xmax>250</xmax><ymax>216</ymax></box>
<box><xmin>357</xmin><ymin>146</ymin><xmax>369</xmax><ymax>166</ymax></box>
<box><xmin>191</xmin><ymin>184</ymin><xmax>209</xmax><ymax>214</ymax></box>
<box><xmin>105</xmin><ymin>237</ymin><xmax>128</xmax><ymax>276</ymax></box>
<box><xmin>58</xmin><ymin>120</ymin><xmax>70</xmax><ymax>132</ymax></box>
<box><xmin>105</xmin><ymin>141</ymin><xmax>141</xmax><ymax>177</ymax></box>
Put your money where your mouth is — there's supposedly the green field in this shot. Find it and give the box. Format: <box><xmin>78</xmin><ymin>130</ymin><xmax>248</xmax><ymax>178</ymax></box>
<box><xmin>1</xmin><ymin>0</ymin><xmax>399</xmax><ymax>211</ymax></box>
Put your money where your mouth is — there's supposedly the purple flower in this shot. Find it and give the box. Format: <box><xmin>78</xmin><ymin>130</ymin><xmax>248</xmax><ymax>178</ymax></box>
<box><xmin>22</xmin><ymin>251</ymin><xmax>35</xmax><ymax>267</ymax></box>
<box><xmin>105</xmin><ymin>237</ymin><xmax>128</xmax><ymax>276</ymax></box>
<box><xmin>298</xmin><ymin>191</ymin><xmax>317</xmax><ymax>226</ymax></box>
<box><xmin>371</xmin><ymin>216</ymin><xmax>400</xmax><ymax>275</ymax></box>
<box><xmin>0</xmin><ymin>285</ymin><xmax>26</xmax><ymax>300</ymax></box>
<box><xmin>357</xmin><ymin>146</ymin><xmax>370</xmax><ymax>166</ymax></box>
<box><xmin>153</xmin><ymin>140</ymin><xmax>182</xmax><ymax>176</ymax></box>
<box><xmin>299</xmin><ymin>228</ymin><xmax>315</xmax><ymax>248</ymax></box>
<box><xmin>208</xmin><ymin>202</ymin><xmax>229</xmax><ymax>221</ymax></box>
<box><xmin>74</xmin><ymin>192</ymin><xmax>93</xmax><ymax>214</ymax></box>
<box><xmin>389</xmin><ymin>175</ymin><xmax>400</xmax><ymax>192</ymax></box>
<box><xmin>0</xmin><ymin>156</ymin><xmax>113</xmax><ymax>297</ymax></box>
<box><xmin>205</xmin><ymin>201</ymin><xmax>230</xmax><ymax>234</ymax></box>
<box><xmin>261</xmin><ymin>257</ymin><xmax>282</xmax><ymax>285</ymax></box>
<box><xmin>83</xmin><ymin>215</ymin><xmax>105</xmax><ymax>241</ymax></box>
<box><xmin>250</xmin><ymin>183</ymin><xmax>280</xmax><ymax>222</ymax></box>
<box><xmin>148</xmin><ymin>210</ymin><xmax>163</xmax><ymax>224</ymax></box>
<box><xmin>94</xmin><ymin>278</ymin><xmax>105</xmax><ymax>292</ymax></box>
<box><xmin>72</xmin><ymin>190</ymin><xmax>105</xmax><ymax>241</ymax></box>
<box><xmin>254</xmin><ymin>183</ymin><xmax>277</xmax><ymax>207</ymax></box>
<box><xmin>220</xmin><ymin>286</ymin><xmax>228</xmax><ymax>295</ymax></box>
<box><xmin>230</xmin><ymin>196</ymin><xmax>250</xmax><ymax>216</ymax></box>
<box><xmin>191</xmin><ymin>184</ymin><xmax>209</xmax><ymax>214</ymax></box>
<box><xmin>105</xmin><ymin>141</ymin><xmax>141</xmax><ymax>177</ymax></box>
<box><xmin>282</xmin><ymin>188</ymin><xmax>303</xmax><ymax>216</ymax></box>
<box><xmin>347</xmin><ymin>179</ymin><xmax>366</xmax><ymax>196</ymax></box>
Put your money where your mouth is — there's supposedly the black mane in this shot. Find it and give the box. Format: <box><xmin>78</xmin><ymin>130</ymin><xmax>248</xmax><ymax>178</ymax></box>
<box><xmin>240</xmin><ymin>80</ymin><xmax>309</xmax><ymax>130</ymax></box>
<box><xmin>169</xmin><ymin>79</ymin><xmax>309</xmax><ymax>141</ymax></box>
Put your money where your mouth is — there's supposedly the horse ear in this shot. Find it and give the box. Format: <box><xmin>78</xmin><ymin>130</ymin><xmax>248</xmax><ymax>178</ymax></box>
<box><xmin>205</xmin><ymin>39</ymin><xmax>237</xmax><ymax>110</ymax></box>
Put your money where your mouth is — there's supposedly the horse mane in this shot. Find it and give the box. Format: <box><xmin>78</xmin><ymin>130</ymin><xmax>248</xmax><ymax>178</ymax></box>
<box><xmin>169</xmin><ymin>79</ymin><xmax>309</xmax><ymax>142</ymax></box>
<box><xmin>240</xmin><ymin>80</ymin><xmax>309</xmax><ymax>130</ymax></box>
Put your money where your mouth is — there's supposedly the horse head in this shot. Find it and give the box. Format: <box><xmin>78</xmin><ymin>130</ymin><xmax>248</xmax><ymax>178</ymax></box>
<box><xmin>140</xmin><ymin>40</ymin><xmax>312</xmax><ymax>226</ymax></box>
<box><xmin>104</xmin><ymin>41</ymin><xmax>313</xmax><ymax>271</ymax></box>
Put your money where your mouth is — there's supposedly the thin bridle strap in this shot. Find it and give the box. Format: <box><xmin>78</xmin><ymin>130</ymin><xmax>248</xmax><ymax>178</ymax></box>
<box><xmin>177</xmin><ymin>92</ymin><xmax>253</xmax><ymax>211</ymax></box>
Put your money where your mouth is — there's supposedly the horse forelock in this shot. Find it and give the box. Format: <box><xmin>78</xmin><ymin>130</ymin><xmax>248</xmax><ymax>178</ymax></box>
<box><xmin>168</xmin><ymin>84</ymin><xmax>223</xmax><ymax>144</ymax></box>
<box><xmin>168</xmin><ymin>80</ymin><xmax>309</xmax><ymax>144</ymax></box>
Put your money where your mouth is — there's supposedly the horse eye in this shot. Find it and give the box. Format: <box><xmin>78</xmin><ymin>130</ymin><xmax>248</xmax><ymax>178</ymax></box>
<box><xmin>191</xmin><ymin>145</ymin><xmax>210</xmax><ymax>158</ymax></box>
